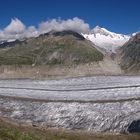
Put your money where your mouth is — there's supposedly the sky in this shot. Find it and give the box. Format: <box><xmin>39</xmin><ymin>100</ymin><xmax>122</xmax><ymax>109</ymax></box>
<box><xmin>0</xmin><ymin>0</ymin><xmax>140</xmax><ymax>36</ymax></box>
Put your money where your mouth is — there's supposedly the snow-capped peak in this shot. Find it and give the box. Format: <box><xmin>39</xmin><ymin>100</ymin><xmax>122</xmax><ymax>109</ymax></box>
<box><xmin>91</xmin><ymin>26</ymin><xmax>111</xmax><ymax>35</ymax></box>
<box><xmin>132</xmin><ymin>31</ymin><xmax>140</xmax><ymax>37</ymax></box>
<box><xmin>91</xmin><ymin>26</ymin><xmax>129</xmax><ymax>39</ymax></box>
<box><xmin>83</xmin><ymin>26</ymin><xmax>130</xmax><ymax>53</ymax></box>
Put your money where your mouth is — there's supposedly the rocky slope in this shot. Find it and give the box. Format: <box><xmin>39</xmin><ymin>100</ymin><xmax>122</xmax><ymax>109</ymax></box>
<box><xmin>0</xmin><ymin>30</ymin><xmax>103</xmax><ymax>65</ymax></box>
<box><xmin>119</xmin><ymin>32</ymin><xmax>140</xmax><ymax>73</ymax></box>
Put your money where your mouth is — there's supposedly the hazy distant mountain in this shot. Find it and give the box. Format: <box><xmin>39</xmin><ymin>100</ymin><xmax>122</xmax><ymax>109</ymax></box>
<box><xmin>82</xmin><ymin>26</ymin><xmax>130</xmax><ymax>53</ymax></box>
<box><xmin>0</xmin><ymin>30</ymin><xmax>104</xmax><ymax>65</ymax></box>
<box><xmin>119</xmin><ymin>32</ymin><xmax>140</xmax><ymax>73</ymax></box>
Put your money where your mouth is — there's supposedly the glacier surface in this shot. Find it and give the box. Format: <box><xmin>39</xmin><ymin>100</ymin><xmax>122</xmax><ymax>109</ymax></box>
<box><xmin>0</xmin><ymin>76</ymin><xmax>140</xmax><ymax>133</ymax></box>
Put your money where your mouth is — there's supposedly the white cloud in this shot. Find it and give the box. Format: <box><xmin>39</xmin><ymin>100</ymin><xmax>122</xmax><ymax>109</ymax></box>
<box><xmin>4</xmin><ymin>18</ymin><xmax>25</xmax><ymax>34</ymax></box>
<box><xmin>0</xmin><ymin>18</ymin><xmax>26</xmax><ymax>41</ymax></box>
<box><xmin>0</xmin><ymin>17</ymin><xmax>90</xmax><ymax>41</ymax></box>
<box><xmin>25</xmin><ymin>26</ymin><xmax>38</xmax><ymax>38</ymax></box>
<box><xmin>39</xmin><ymin>17</ymin><xmax>89</xmax><ymax>34</ymax></box>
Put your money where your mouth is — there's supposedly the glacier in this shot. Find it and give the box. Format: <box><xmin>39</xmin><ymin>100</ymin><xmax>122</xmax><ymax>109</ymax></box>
<box><xmin>0</xmin><ymin>76</ymin><xmax>140</xmax><ymax>133</ymax></box>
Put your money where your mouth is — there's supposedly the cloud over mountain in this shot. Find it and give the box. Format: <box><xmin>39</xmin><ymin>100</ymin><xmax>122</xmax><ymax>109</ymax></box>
<box><xmin>38</xmin><ymin>17</ymin><xmax>89</xmax><ymax>34</ymax></box>
<box><xmin>0</xmin><ymin>18</ymin><xmax>26</xmax><ymax>41</ymax></box>
<box><xmin>4</xmin><ymin>18</ymin><xmax>25</xmax><ymax>34</ymax></box>
<box><xmin>0</xmin><ymin>17</ymin><xmax>90</xmax><ymax>41</ymax></box>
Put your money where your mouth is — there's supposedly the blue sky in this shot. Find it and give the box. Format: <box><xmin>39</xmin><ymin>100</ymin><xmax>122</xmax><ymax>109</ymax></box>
<box><xmin>0</xmin><ymin>0</ymin><xmax>140</xmax><ymax>34</ymax></box>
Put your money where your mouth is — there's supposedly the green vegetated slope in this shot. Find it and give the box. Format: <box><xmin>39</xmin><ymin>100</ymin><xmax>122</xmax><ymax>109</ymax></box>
<box><xmin>0</xmin><ymin>31</ymin><xmax>104</xmax><ymax>66</ymax></box>
<box><xmin>0</xmin><ymin>119</ymin><xmax>140</xmax><ymax>140</ymax></box>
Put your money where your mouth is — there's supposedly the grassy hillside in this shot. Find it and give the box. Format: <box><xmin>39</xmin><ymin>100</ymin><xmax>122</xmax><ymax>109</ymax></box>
<box><xmin>0</xmin><ymin>31</ymin><xmax>104</xmax><ymax>66</ymax></box>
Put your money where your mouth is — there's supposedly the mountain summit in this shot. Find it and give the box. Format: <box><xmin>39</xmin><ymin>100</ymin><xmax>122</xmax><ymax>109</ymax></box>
<box><xmin>82</xmin><ymin>26</ymin><xmax>130</xmax><ymax>53</ymax></box>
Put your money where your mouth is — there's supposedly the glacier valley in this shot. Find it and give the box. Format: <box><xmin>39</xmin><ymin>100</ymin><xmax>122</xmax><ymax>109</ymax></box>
<box><xmin>0</xmin><ymin>76</ymin><xmax>140</xmax><ymax>134</ymax></box>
